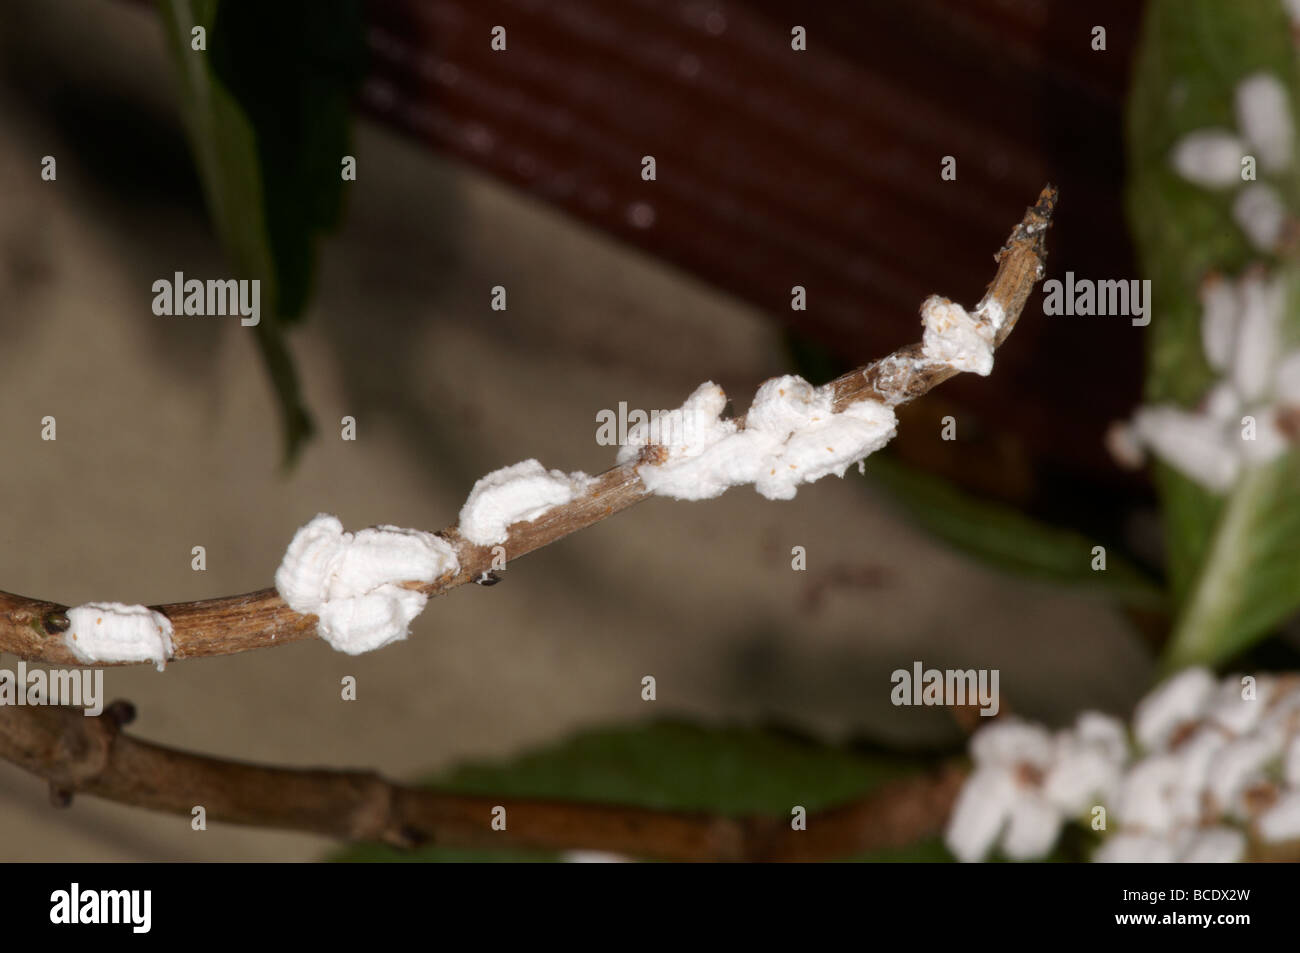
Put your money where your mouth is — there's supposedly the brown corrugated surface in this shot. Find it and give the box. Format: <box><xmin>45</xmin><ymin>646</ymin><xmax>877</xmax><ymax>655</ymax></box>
<box><xmin>355</xmin><ymin>0</ymin><xmax>1148</xmax><ymax>520</ymax></box>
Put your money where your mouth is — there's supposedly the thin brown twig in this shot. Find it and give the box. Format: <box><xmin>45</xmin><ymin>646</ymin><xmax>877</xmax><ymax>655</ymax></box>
<box><xmin>0</xmin><ymin>701</ymin><xmax>966</xmax><ymax>861</ymax></box>
<box><xmin>0</xmin><ymin>186</ymin><xmax>1057</xmax><ymax>667</ymax></box>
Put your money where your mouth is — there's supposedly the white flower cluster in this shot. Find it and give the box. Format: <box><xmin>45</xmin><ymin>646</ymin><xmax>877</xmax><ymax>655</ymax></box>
<box><xmin>1169</xmin><ymin>71</ymin><xmax>1293</xmax><ymax>252</ymax></box>
<box><xmin>1111</xmin><ymin>270</ymin><xmax>1300</xmax><ymax>492</ymax></box>
<box><xmin>945</xmin><ymin>668</ymin><xmax>1300</xmax><ymax>862</ymax></box>
<box><xmin>1115</xmin><ymin>68</ymin><xmax>1300</xmax><ymax>489</ymax></box>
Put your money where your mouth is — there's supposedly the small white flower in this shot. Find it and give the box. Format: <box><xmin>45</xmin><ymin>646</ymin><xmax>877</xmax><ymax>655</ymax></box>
<box><xmin>1240</xmin><ymin>405</ymin><xmax>1292</xmax><ymax>464</ymax></box>
<box><xmin>1233</xmin><ymin>271</ymin><xmax>1285</xmax><ymax>403</ymax></box>
<box><xmin>1178</xmin><ymin>826</ymin><xmax>1247</xmax><ymax>862</ymax></box>
<box><xmin>1206</xmin><ymin>675</ymin><xmax>1273</xmax><ymax>735</ymax></box>
<box><xmin>1257</xmin><ymin>790</ymin><xmax>1300</xmax><ymax>843</ymax></box>
<box><xmin>1129</xmin><ymin>406</ymin><xmax>1240</xmax><ymax>492</ymax></box>
<box><xmin>945</xmin><ymin>718</ymin><xmax>1070</xmax><ymax>862</ymax></box>
<box><xmin>1075</xmin><ymin>712</ymin><xmax>1130</xmax><ymax>763</ymax></box>
<box><xmin>1171</xmin><ymin>726</ymin><xmax>1230</xmax><ymax>810</ymax></box>
<box><xmin>1105</xmin><ymin>420</ymin><xmax>1146</xmax><ymax>470</ymax></box>
<box><xmin>1094</xmin><ymin>832</ymin><xmax>1178</xmax><ymax>863</ymax></box>
<box><xmin>1116</xmin><ymin>271</ymin><xmax>1299</xmax><ymax>493</ymax></box>
<box><xmin>970</xmin><ymin>719</ymin><xmax>1054</xmax><ymax>768</ymax></box>
<box><xmin>1233</xmin><ymin>183</ymin><xmax>1288</xmax><ymax>251</ymax></box>
<box><xmin>1171</xmin><ymin>129</ymin><xmax>1249</xmax><ymax>188</ymax></box>
<box><xmin>1114</xmin><ymin>754</ymin><xmax>1188</xmax><ymax>834</ymax></box>
<box><xmin>1285</xmin><ymin>735</ymin><xmax>1300</xmax><ymax>787</ymax></box>
<box><xmin>563</xmin><ymin>851</ymin><xmax>633</xmax><ymax>863</ymax></box>
<box><xmin>1235</xmin><ymin>73</ymin><xmax>1294</xmax><ymax>173</ymax></box>
<box><xmin>1042</xmin><ymin>713</ymin><xmax>1128</xmax><ymax>815</ymax></box>
<box><xmin>944</xmin><ymin>766</ymin><xmax>1019</xmax><ymax>863</ymax></box>
<box><xmin>1001</xmin><ymin>795</ymin><xmax>1064</xmax><ymax>860</ymax></box>
<box><xmin>1200</xmin><ymin>274</ymin><xmax>1238</xmax><ymax>372</ymax></box>
<box><xmin>1133</xmin><ymin>668</ymin><xmax>1217</xmax><ymax>751</ymax></box>
<box><xmin>1205</xmin><ymin>728</ymin><xmax>1286</xmax><ymax>818</ymax></box>
<box><xmin>1274</xmin><ymin>351</ymin><xmax>1300</xmax><ymax>404</ymax></box>
<box><xmin>1261</xmin><ymin>683</ymin><xmax>1300</xmax><ymax>736</ymax></box>
<box><xmin>1202</xmin><ymin>381</ymin><xmax>1241</xmax><ymax>423</ymax></box>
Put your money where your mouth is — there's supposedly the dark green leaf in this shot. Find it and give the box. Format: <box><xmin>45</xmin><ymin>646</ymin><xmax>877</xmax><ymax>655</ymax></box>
<box><xmin>328</xmin><ymin>721</ymin><xmax>952</xmax><ymax>862</ymax></box>
<box><xmin>209</xmin><ymin>0</ymin><xmax>365</xmax><ymax>322</ymax></box>
<box><xmin>867</xmin><ymin>455</ymin><xmax>1165</xmax><ymax>611</ymax></box>
<box><xmin>154</xmin><ymin>0</ymin><xmax>363</xmax><ymax>463</ymax></box>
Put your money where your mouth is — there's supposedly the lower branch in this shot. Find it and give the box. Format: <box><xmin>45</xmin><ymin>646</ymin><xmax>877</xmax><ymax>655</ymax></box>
<box><xmin>0</xmin><ymin>702</ymin><xmax>965</xmax><ymax>861</ymax></box>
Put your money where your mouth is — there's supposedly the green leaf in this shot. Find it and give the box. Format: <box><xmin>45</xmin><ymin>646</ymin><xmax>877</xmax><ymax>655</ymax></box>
<box><xmin>1127</xmin><ymin>0</ymin><xmax>1300</xmax><ymax>667</ymax></box>
<box><xmin>867</xmin><ymin>455</ymin><xmax>1165</xmax><ymax>611</ymax></box>
<box><xmin>327</xmin><ymin>721</ymin><xmax>952</xmax><ymax>862</ymax></box>
<box><xmin>208</xmin><ymin>0</ymin><xmax>365</xmax><ymax>323</ymax></box>
<box><xmin>1163</xmin><ymin>455</ymin><xmax>1300</xmax><ymax>669</ymax></box>
<box><xmin>154</xmin><ymin>0</ymin><xmax>362</xmax><ymax>463</ymax></box>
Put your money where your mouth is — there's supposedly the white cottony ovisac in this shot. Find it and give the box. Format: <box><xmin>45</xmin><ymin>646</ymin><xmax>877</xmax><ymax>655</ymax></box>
<box><xmin>920</xmin><ymin>295</ymin><xmax>995</xmax><ymax>376</ymax></box>
<box><xmin>616</xmin><ymin>378</ymin><xmax>897</xmax><ymax>501</ymax></box>
<box><xmin>273</xmin><ymin>290</ymin><xmax>999</xmax><ymax>649</ymax></box>
<box><xmin>64</xmin><ymin>602</ymin><xmax>174</xmax><ymax>671</ymax></box>
<box><xmin>619</xmin><ymin>291</ymin><xmax>1003</xmax><ymax>502</ymax></box>
<box><xmin>457</xmin><ymin>460</ymin><xmax>593</xmax><ymax>546</ymax></box>
<box><xmin>973</xmin><ymin>296</ymin><xmax>1007</xmax><ymax>338</ymax></box>
<box><xmin>275</xmin><ymin>515</ymin><xmax>459</xmax><ymax>655</ymax></box>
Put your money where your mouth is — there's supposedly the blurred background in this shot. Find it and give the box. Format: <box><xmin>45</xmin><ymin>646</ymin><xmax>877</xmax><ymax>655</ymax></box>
<box><xmin>3</xmin><ymin>0</ymin><xmax>1289</xmax><ymax>861</ymax></box>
